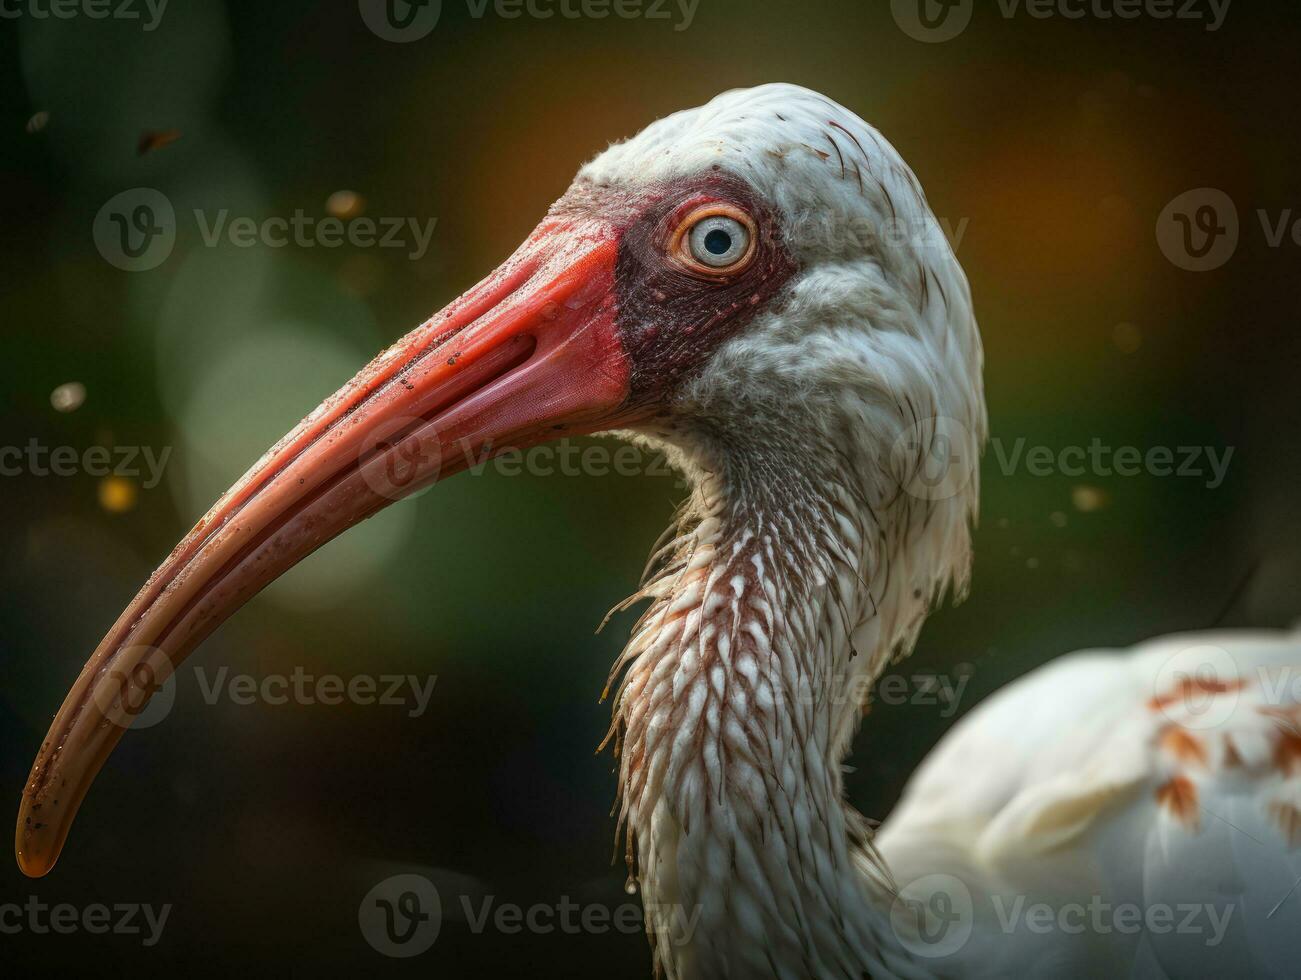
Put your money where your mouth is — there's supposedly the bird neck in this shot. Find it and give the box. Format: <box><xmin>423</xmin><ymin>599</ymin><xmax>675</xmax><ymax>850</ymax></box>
<box><xmin>605</xmin><ymin>435</ymin><xmax>911</xmax><ymax>979</ymax></box>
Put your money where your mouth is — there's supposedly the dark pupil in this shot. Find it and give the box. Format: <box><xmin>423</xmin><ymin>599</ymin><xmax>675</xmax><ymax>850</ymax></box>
<box><xmin>704</xmin><ymin>229</ymin><xmax>733</xmax><ymax>256</ymax></box>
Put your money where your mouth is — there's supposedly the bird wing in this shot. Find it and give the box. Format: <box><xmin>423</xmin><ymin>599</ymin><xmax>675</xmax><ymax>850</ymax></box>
<box><xmin>874</xmin><ymin>629</ymin><xmax>1301</xmax><ymax>979</ymax></box>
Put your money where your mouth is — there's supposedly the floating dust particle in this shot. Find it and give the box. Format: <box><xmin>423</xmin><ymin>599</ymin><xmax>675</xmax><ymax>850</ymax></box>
<box><xmin>98</xmin><ymin>476</ymin><xmax>137</xmax><ymax>513</ymax></box>
<box><xmin>1113</xmin><ymin>322</ymin><xmax>1142</xmax><ymax>354</ymax></box>
<box><xmin>1026</xmin><ymin>558</ymin><xmax>1040</xmax><ymax>570</ymax></box>
<box><xmin>1072</xmin><ymin>485</ymin><xmax>1109</xmax><ymax>513</ymax></box>
<box><xmin>26</xmin><ymin>111</ymin><xmax>49</xmax><ymax>134</ymax></box>
<box><xmin>138</xmin><ymin>128</ymin><xmax>182</xmax><ymax>156</ymax></box>
<box><xmin>326</xmin><ymin>190</ymin><xmax>365</xmax><ymax>220</ymax></box>
<box><xmin>50</xmin><ymin>382</ymin><xmax>86</xmax><ymax>413</ymax></box>
<box><xmin>1049</xmin><ymin>511</ymin><xmax>1068</xmax><ymax>528</ymax></box>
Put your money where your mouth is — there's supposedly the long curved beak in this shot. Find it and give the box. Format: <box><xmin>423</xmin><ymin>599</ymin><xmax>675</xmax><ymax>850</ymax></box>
<box><xmin>16</xmin><ymin>216</ymin><xmax>633</xmax><ymax>877</ymax></box>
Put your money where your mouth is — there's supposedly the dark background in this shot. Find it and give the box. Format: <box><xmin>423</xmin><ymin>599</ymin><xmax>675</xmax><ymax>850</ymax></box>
<box><xmin>3</xmin><ymin>0</ymin><xmax>1300</xmax><ymax>975</ymax></box>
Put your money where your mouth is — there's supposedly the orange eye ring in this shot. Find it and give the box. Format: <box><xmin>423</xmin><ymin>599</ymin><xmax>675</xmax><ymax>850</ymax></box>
<box><xmin>670</xmin><ymin>203</ymin><xmax>759</xmax><ymax>278</ymax></box>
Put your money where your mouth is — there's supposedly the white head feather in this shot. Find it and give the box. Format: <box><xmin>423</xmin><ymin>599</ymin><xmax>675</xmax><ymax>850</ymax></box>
<box><xmin>591</xmin><ymin>83</ymin><xmax>987</xmax><ymax>665</ymax></box>
<box><xmin>588</xmin><ymin>85</ymin><xmax>987</xmax><ymax>979</ymax></box>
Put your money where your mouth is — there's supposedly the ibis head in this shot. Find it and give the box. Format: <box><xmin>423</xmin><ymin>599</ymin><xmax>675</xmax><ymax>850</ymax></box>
<box><xmin>17</xmin><ymin>84</ymin><xmax>984</xmax><ymax>886</ymax></box>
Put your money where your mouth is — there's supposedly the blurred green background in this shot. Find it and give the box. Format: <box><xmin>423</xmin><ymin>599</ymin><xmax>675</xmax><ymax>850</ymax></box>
<box><xmin>2</xmin><ymin>0</ymin><xmax>1299</xmax><ymax>975</ymax></box>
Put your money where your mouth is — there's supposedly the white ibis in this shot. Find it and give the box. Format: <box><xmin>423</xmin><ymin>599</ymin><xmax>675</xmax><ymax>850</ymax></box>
<box><xmin>17</xmin><ymin>84</ymin><xmax>1301</xmax><ymax>978</ymax></box>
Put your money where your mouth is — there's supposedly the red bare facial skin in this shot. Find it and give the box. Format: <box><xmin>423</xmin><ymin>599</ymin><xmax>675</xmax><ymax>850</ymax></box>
<box><xmin>564</xmin><ymin>172</ymin><xmax>799</xmax><ymax>408</ymax></box>
<box><xmin>15</xmin><ymin>173</ymin><xmax>798</xmax><ymax>878</ymax></box>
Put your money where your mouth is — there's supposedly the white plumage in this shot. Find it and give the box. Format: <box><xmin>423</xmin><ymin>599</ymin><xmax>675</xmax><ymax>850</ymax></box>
<box><xmin>586</xmin><ymin>85</ymin><xmax>1301</xmax><ymax>979</ymax></box>
<box><xmin>879</xmin><ymin>632</ymin><xmax>1301</xmax><ymax>978</ymax></box>
<box><xmin>17</xmin><ymin>82</ymin><xmax>1298</xmax><ymax>980</ymax></box>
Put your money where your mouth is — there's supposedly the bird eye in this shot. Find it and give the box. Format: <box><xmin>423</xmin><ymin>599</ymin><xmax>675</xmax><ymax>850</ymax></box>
<box><xmin>690</xmin><ymin>216</ymin><xmax>749</xmax><ymax>267</ymax></box>
<box><xmin>673</xmin><ymin>204</ymin><xmax>757</xmax><ymax>275</ymax></box>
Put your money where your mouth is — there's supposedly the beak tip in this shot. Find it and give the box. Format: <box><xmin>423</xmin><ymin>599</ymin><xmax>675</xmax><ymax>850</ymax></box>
<box><xmin>15</xmin><ymin>843</ymin><xmax>55</xmax><ymax>878</ymax></box>
<box><xmin>16</xmin><ymin>801</ymin><xmax>63</xmax><ymax>878</ymax></box>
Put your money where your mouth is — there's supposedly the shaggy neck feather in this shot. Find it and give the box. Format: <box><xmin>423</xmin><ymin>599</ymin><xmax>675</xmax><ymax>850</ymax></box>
<box><xmin>605</xmin><ymin>428</ymin><xmax>913</xmax><ymax>979</ymax></box>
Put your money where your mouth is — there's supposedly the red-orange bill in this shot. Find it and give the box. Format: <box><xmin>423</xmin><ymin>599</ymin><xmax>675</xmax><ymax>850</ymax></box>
<box><xmin>15</xmin><ymin>217</ymin><xmax>637</xmax><ymax>877</ymax></box>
